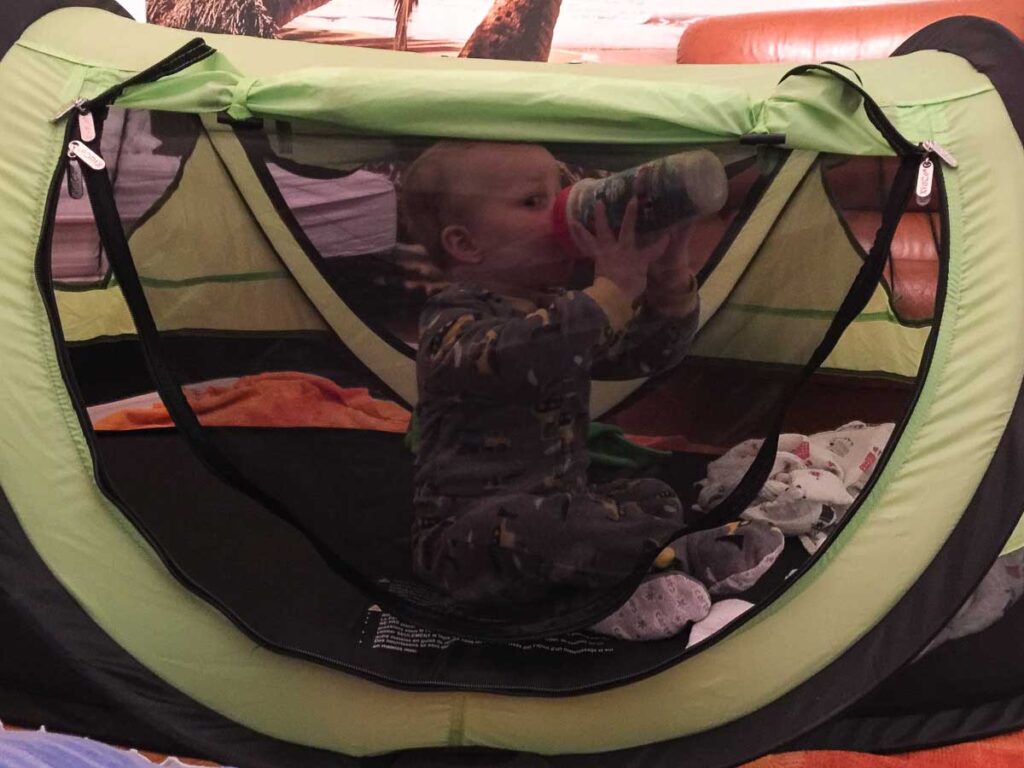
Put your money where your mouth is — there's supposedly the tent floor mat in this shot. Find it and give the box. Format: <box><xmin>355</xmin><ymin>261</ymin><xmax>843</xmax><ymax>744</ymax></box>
<box><xmin>94</xmin><ymin>428</ymin><xmax>805</xmax><ymax>693</ymax></box>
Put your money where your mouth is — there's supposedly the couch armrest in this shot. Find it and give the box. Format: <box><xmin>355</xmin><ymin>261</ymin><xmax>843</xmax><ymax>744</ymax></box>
<box><xmin>676</xmin><ymin>0</ymin><xmax>1024</xmax><ymax>64</ymax></box>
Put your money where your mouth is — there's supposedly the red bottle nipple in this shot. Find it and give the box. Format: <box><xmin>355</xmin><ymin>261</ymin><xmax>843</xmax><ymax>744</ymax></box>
<box><xmin>551</xmin><ymin>185</ymin><xmax>586</xmax><ymax>259</ymax></box>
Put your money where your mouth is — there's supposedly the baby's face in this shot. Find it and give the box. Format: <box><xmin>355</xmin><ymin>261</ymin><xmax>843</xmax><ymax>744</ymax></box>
<box><xmin>453</xmin><ymin>145</ymin><xmax>571</xmax><ymax>293</ymax></box>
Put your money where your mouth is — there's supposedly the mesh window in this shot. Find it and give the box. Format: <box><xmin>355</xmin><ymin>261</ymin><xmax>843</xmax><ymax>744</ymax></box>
<box><xmin>822</xmin><ymin>155</ymin><xmax>942</xmax><ymax>325</ymax></box>
<box><xmin>52</xmin><ymin>110</ymin><xmax>194</xmax><ymax>285</ymax></box>
<box><xmin>45</xmin><ymin>109</ymin><xmax>944</xmax><ymax>690</ymax></box>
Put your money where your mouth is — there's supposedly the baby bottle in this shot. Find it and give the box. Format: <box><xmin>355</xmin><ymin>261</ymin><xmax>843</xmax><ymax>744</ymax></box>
<box><xmin>553</xmin><ymin>149</ymin><xmax>729</xmax><ymax>258</ymax></box>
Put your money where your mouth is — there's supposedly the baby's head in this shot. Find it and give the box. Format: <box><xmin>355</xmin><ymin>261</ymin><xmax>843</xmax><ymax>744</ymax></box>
<box><xmin>400</xmin><ymin>141</ymin><xmax>572</xmax><ymax>295</ymax></box>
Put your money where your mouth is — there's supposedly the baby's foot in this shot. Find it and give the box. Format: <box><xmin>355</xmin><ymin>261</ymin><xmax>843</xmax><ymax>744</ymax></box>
<box><xmin>591</xmin><ymin>571</ymin><xmax>711</xmax><ymax>641</ymax></box>
<box><xmin>673</xmin><ymin>520</ymin><xmax>784</xmax><ymax>597</ymax></box>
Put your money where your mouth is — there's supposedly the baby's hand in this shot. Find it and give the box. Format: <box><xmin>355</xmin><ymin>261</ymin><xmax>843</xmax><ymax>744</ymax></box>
<box><xmin>572</xmin><ymin>198</ymin><xmax>669</xmax><ymax>304</ymax></box>
<box><xmin>646</xmin><ymin>224</ymin><xmax>699</xmax><ymax>317</ymax></box>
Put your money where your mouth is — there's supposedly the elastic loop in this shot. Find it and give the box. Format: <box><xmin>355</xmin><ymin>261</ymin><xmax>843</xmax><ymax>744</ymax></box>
<box><xmin>819</xmin><ymin>61</ymin><xmax>865</xmax><ymax>85</ymax></box>
<box><xmin>226</xmin><ymin>76</ymin><xmax>257</xmax><ymax>121</ymax></box>
<box><xmin>777</xmin><ymin>63</ymin><xmax>917</xmax><ymax>156</ymax></box>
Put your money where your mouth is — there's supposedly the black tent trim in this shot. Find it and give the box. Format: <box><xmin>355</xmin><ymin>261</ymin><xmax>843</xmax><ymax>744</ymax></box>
<box><xmin>0</xmin><ymin>485</ymin><xmax>362</xmax><ymax>768</ymax></box>
<box><xmin>793</xmin><ymin>687</ymin><xmax>1024</xmax><ymax>755</ymax></box>
<box><xmin>894</xmin><ymin>16</ymin><xmax>1024</xmax><ymax>141</ymax></box>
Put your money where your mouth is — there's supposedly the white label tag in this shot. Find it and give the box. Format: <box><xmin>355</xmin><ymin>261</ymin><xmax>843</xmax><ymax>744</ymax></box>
<box><xmin>922</xmin><ymin>140</ymin><xmax>958</xmax><ymax>168</ymax></box>
<box><xmin>915</xmin><ymin>158</ymin><xmax>934</xmax><ymax>207</ymax></box>
<box><xmin>78</xmin><ymin>111</ymin><xmax>96</xmax><ymax>143</ymax></box>
<box><xmin>68</xmin><ymin>140</ymin><xmax>106</xmax><ymax>171</ymax></box>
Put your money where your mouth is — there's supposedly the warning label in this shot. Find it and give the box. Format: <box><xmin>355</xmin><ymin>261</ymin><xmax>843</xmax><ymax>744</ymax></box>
<box><xmin>360</xmin><ymin>606</ymin><xmax>615</xmax><ymax>656</ymax></box>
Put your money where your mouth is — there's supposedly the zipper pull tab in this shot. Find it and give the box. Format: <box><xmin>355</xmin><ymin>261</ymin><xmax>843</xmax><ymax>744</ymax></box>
<box><xmin>67</xmin><ymin>140</ymin><xmax>106</xmax><ymax>171</ymax></box>
<box><xmin>915</xmin><ymin>157</ymin><xmax>935</xmax><ymax>207</ymax></box>
<box><xmin>66</xmin><ymin>155</ymin><xmax>85</xmax><ymax>200</ymax></box>
<box><xmin>77</xmin><ymin>109</ymin><xmax>96</xmax><ymax>143</ymax></box>
<box><xmin>921</xmin><ymin>140</ymin><xmax>958</xmax><ymax>168</ymax></box>
<box><xmin>52</xmin><ymin>97</ymin><xmax>87</xmax><ymax>123</ymax></box>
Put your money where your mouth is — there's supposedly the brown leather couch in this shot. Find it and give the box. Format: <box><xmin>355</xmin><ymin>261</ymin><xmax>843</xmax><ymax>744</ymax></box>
<box><xmin>675</xmin><ymin>0</ymin><xmax>1024</xmax><ymax>323</ymax></box>
<box><xmin>676</xmin><ymin>0</ymin><xmax>1023</xmax><ymax>65</ymax></box>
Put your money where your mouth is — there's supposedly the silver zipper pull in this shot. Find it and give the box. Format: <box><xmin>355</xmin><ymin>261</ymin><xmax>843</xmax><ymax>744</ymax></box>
<box><xmin>52</xmin><ymin>97</ymin><xmax>87</xmax><ymax>123</ymax></box>
<box><xmin>915</xmin><ymin>157</ymin><xmax>935</xmax><ymax>207</ymax></box>
<box><xmin>78</xmin><ymin>110</ymin><xmax>96</xmax><ymax>143</ymax></box>
<box><xmin>66</xmin><ymin>155</ymin><xmax>85</xmax><ymax>200</ymax></box>
<box><xmin>921</xmin><ymin>140</ymin><xmax>958</xmax><ymax>168</ymax></box>
<box><xmin>67</xmin><ymin>140</ymin><xmax>106</xmax><ymax>171</ymax></box>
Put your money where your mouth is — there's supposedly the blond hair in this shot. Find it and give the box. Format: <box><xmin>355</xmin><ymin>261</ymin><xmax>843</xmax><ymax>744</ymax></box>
<box><xmin>404</xmin><ymin>141</ymin><xmax>562</xmax><ymax>261</ymax></box>
<box><xmin>398</xmin><ymin>141</ymin><xmax>489</xmax><ymax>264</ymax></box>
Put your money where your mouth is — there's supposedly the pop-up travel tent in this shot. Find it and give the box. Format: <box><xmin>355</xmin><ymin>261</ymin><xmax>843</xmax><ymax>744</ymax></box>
<box><xmin>3</xmin><ymin>2</ymin><xmax>1024</xmax><ymax>766</ymax></box>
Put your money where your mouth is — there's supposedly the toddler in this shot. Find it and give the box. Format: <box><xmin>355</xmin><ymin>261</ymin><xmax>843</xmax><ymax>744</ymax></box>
<box><xmin>402</xmin><ymin>141</ymin><xmax>708</xmax><ymax>637</ymax></box>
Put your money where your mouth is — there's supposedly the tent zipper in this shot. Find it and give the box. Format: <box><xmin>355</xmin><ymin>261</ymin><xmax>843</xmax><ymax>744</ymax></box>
<box><xmin>779</xmin><ymin>64</ymin><xmax>961</xmax><ymax>173</ymax></box>
<box><xmin>916</xmin><ymin>140</ymin><xmax>958</xmax><ymax>206</ymax></box>
<box><xmin>65</xmin><ymin>112</ymin><xmax>105</xmax><ymax>199</ymax></box>
<box><xmin>55</xmin><ymin>37</ymin><xmax>213</xmax><ymax>198</ymax></box>
<box><xmin>51</xmin><ymin>37</ymin><xmax>215</xmax><ymax>123</ymax></box>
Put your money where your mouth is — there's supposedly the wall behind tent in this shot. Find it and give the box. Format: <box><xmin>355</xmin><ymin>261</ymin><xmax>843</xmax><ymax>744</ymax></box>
<box><xmin>123</xmin><ymin>0</ymin><xmax>145</xmax><ymax>18</ymax></box>
<box><xmin>144</xmin><ymin>0</ymin><xmax>927</xmax><ymax>64</ymax></box>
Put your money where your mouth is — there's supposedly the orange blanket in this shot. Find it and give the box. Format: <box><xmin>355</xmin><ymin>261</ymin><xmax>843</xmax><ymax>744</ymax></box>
<box><xmin>743</xmin><ymin>730</ymin><xmax>1024</xmax><ymax>768</ymax></box>
<box><xmin>92</xmin><ymin>371</ymin><xmax>411</xmax><ymax>433</ymax></box>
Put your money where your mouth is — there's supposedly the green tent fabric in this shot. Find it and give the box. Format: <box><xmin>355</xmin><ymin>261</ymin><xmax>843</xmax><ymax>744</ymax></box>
<box><xmin>2</xmin><ymin>5</ymin><xmax>1024</xmax><ymax>767</ymax></box>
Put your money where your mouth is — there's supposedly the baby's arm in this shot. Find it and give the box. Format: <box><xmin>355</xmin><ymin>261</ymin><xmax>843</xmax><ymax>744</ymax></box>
<box><xmin>572</xmin><ymin>203</ymin><xmax>700</xmax><ymax>380</ymax></box>
<box><xmin>420</xmin><ymin>200</ymin><xmax>681</xmax><ymax>398</ymax></box>
<box><xmin>591</xmin><ymin>302</ymin><xmax>699</xmax><ymax>380</ymax></box>
<box><xmin>418</xmin><ymin>286</ymin><xmax>627</xmax><ymax>401</ymax></box>
<box><xmin>593</xmin><ymin>227</ymin><xmax>700</xmax><ymax>380</ymax></box>
<box><xmin>645</xmin><ymin>225</ymin><xmax>700</xmax><ymax>319</ymax></box>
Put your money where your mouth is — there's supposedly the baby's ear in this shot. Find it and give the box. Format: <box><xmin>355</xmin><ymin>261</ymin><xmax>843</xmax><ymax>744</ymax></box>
<box><xmin>440</xmin><ymin>224</ymin><xmax>482</xmax><ymax>264</ymax></box>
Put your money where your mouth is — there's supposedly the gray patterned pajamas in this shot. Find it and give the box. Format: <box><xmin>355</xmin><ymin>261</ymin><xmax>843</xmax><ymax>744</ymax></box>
<box><xmin>412</xmin><ymin>284</ymin><xmax>698</xmax><ymax>606</ymax></box>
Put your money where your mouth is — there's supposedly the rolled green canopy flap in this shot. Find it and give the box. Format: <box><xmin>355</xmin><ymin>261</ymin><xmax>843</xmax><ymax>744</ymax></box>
<box><xmin>52</xmin><ymin>18</ymin><xmax>978</xmax><ymax>154</ymax></box>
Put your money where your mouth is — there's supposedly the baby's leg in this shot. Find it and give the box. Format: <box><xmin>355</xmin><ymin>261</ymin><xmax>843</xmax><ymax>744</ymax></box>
<box><xmin>592</xmin><ymin>477</ymin><xmax>685</xmax><ymax>521</ymax></box>
<box><xmin>413</xmin><ymin>484</ymin><xmax>686</xmax><ymax>606</ymax></box>
<box><xmin>596</xmin><ymin>477</ymin><xmax>685</xmax><ymax>568</ymax></box>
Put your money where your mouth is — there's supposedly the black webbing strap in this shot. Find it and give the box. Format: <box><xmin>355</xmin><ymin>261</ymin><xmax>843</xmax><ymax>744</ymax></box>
<box><xmin>82</xmin><ymin>38</ymin><xmax>215</xmax><ymax>112</ymax></box>
<box><xmin>695</xmin><ymin>153</ymin><xmax>922</xmax><ymax>531</ymax></box>
<box><xmin>818</xmin><ymin>61</ymin><xmax>864</xmax><ymax>86</ymax></box>
<box><xmin>780</xmin><ymin>64</ymin><xmax>917</xmax><ymax>156</ymax></box>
